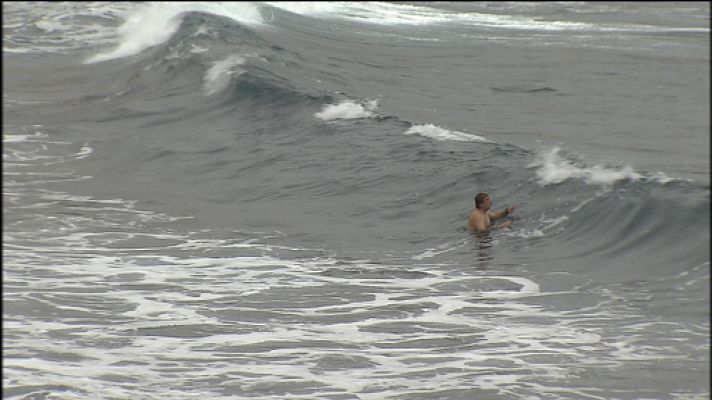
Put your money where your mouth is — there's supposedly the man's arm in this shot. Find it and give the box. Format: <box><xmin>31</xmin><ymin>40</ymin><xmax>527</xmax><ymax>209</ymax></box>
<box><xmin>489</xmin><ymin>204</ymin><xmax>517</xmax><ymax>221</ymax></box>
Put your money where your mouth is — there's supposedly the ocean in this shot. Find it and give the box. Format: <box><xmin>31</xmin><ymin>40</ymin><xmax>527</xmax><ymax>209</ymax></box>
<box><xmin>3</xmin><ymin>2</ymin><xmax>710</xmax><ymax>399</ymax></box>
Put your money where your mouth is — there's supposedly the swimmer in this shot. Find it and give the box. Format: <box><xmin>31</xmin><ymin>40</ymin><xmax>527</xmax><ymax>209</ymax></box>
<box><xmin>468</xmin><ymin>192</ymin><xmax>517</xmax><ymax>233</ymax></box>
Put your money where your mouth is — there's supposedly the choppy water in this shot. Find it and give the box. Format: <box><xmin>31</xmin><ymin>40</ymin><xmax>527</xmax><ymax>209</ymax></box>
<box><xmin>3</xmin><ymin>2</ymin><xmax>710</xmax><ymax>399</ymax></box>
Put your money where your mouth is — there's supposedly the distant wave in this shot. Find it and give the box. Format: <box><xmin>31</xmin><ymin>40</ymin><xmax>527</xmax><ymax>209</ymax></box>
<box><xmin>78</xmin><ymin>1</ymin><xmax>709</xmax><ymax>64</ymax></box>
<box><xmin>266</xmin><ymin>1</ymin><xmax>709</xmax><ymax>32</ymax></box>
<box><xmin>490</xmin><ymin>85</ymin><xmax>558</xmax><ymax>94</ymax></box>
<box><xmin>4</xmin><ymin>1</ymin><xmax>702</xmax><ymax>59</ymax></box>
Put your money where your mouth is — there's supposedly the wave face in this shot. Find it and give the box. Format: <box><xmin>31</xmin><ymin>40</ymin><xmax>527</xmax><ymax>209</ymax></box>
<box><xmin>3</xmin><ymin>2</ymin><xmax>709</xmax><ymax>399</ymax></box>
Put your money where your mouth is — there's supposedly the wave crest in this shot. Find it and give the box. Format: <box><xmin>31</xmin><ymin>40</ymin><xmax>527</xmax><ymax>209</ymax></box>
<box><xmin>529</xmin><ymin>146</ymin><xmax>681</xmax><ymax>186</ymax></box>
<box><xmin>315</xmin><ymin>99</ymin><xmax>379</xmax><ymax>120</ymax></box>
<box><xmin>404</xmin><ymin>124</ymin><xmax>491</xmax><ymax>143</ymax></box>
<box><xmin>84</xmin><ymin>2</ymin><xmax>265</xmax><ymax>64</ymax></box>
<box><xmin>203</xmin><ymin>54</ymin><xmax>250</xmax><ymax>95</ymax></box>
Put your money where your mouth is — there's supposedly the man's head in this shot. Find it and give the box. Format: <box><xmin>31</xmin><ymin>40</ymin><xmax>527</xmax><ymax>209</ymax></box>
<box><xmin>475</xmin><ymin>192</ymin><xmax>491</xmax><ymax>210</ymax></box>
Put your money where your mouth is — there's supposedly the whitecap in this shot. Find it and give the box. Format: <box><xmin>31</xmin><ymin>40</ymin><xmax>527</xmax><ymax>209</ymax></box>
<box><xmin>203</xmin><ymin>54</ymin><xmax>248</xmax><ymax>95</ymax></box>
<box><xmin>404</xmin><ymin>123</ymin><xmax>491</xmax><ymax>143</ymax></box>
<box><xmin>530</xmin><ymin>146</ymin><xmax>643</xmax><ymax>186</ymax></box>
<box><xmin>530</xmin><ymin>146</ymin><xmax>692</xmax><ymax>186</ymax></box>
<box><xmin>314</xmin><ymin>99</ymin><xmax>379</xmax><ymax>120</ymax></box>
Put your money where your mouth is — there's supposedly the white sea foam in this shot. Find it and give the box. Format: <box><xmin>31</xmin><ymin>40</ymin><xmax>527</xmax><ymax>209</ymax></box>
<box><xmin>190</xmin><ymin>44</ymin><xmax>209</xmax><ymax>54</ymax></box>
<box><xmin>3</xmin><ymin>2</ymin><xmax>135</xmax><ymax>54</ymax></box>
<box><xmin>314</xmin><ymin>99</ymin><xmax>379</xmax><ymax>120</ymax></box>
<box><xmin>203</xmin><ymin>54</ymin><xmax>248</xmax><ymax>95</ymax></box>
<box><xmin>3</xmin><ymin>133</ymin><xmax>42</xmax><ymax>143</ymax></box>
<box><xmin>3</xmin><ymin>128</ymin><xmax>94</xmax><ymax>173</ymax></box>
<box><xmin>412</xmin><ymin>239</ymin><xmax>469</xmax><ymax>260</ymax></box>
<box><xmin>5</xmin><ymin>199</ymin><xmax>705</xmax><ymax>399</ymax></box>
<box><xmin>269</xmin><ymin>2</ymin><xmax>535</xmax><ymax>27</ymax></box>
<box><xmin>404</xmin><ymin>124</ymin><xmax>491</xmax><ymax>143</ymax></box>
<box><xmin>539</xmin><ymin>216</ymin><xmax>569</xmax><ymax>235</ymax></box>
<box><xmin>266</xmin><ymin>2</ymin><xmax>708</xmax><ymax>32</ymax></box>
<box><xmin>267</xmin><ymin>2</ymin><xmax>455</xmax><ymax>25</ymax></box>
<box><xmin>504</xmin><ymin>228</ymin><xmax>546</xmax><ymax>239</ymax></box>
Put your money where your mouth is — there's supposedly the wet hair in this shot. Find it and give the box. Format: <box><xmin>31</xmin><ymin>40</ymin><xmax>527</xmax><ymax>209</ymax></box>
<box><xmin>474</xmin><ymin>192</ymin><xmax>489</xmax><ymax>208</ymax></box>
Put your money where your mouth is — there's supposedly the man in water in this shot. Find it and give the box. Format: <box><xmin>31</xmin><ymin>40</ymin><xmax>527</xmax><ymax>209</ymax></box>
<box><xmin>468</xmin><ymin>192</ymin><xmax>517</xmax><ymax>233</ymax></box>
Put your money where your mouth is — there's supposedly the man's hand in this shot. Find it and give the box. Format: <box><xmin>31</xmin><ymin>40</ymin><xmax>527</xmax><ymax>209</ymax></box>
<box><xmin>506</xmin><ymin>204</ymin><xmax>518</xmax><ymax>215</ymax></box>
<box><xmin>498</xmin><ymin>220</ymin><xmax>512</xmax><ymax>229</ymax></box>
